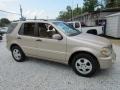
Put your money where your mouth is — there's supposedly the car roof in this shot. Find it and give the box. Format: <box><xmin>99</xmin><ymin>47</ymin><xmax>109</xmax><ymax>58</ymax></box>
<box><xmin>12</xmin><ymin>20</ymin><xmax>63</xmax><ymax>24</ymax></box>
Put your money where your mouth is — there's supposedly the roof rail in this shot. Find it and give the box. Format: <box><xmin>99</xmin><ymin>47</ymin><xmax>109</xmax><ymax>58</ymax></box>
<box><xmin>12</xmin><ymin>20</ymin><xmax>21</xmax><ymax>22</ymax></box>
<box><xmin>12</xmin><ymin>19</ymin><xmax>48</xmax><ymax>22</ymax></box>
<box><xmin>25</xmin><ymin>19</ymin><xmax>48</xmax><ymax>21</ymax></box>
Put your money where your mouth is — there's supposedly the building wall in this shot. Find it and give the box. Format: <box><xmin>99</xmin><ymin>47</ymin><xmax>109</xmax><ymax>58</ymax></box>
<box><xmin>117</xmin><ymin>16</ymin><xmax>120</xmax><ymax>37</ymax></box>
<box><xmin>106</xmin><ymin>16</ymin><xmax>119</xmax><ymax>37</ymax></box>
<box><xmin>99</xmin><ymin>12</ymin><xmax>116</xmax><ymax>19</ymax></box>
<box><xmin>73</xmin><ymin>12</ymin><xmax>118</xmax><ymax>26</ymax></box>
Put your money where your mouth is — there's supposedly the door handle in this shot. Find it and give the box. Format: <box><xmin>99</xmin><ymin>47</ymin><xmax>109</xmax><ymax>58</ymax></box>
<box><xmin>17</xmin><ymin>37</ymin><xmax>21</xmax><ymax>39</ymax></box>
<box><xmin>36</xmin><ymin>39</ymin><xmax>42</xmax><ymax>42</ymax></box>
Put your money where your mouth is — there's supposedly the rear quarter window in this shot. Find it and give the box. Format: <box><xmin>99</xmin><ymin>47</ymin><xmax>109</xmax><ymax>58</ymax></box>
<box><xmin>7</xmin><ymin>23</ymin><xmax>18</xmax><ymax>34</ymax></box>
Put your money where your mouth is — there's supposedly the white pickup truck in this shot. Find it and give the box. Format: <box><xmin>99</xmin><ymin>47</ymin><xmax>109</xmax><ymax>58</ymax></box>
<box><xmin>67</xmin><ymin>21</ymin><xmax>103</xmax><ymax>35</ymax></box>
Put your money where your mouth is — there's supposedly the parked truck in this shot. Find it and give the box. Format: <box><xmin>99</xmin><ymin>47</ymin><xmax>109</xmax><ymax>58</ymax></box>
<box><xmin>67</xmin><ymin>21</ymin><xmax>103</xmax><ymax>35</ymax></box>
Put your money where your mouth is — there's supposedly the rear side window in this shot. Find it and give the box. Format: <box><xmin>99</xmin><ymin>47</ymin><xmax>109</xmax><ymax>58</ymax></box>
<box><xmin>19</xmin><ymin>23</ymin><xmax>36</xmax><ymax>36</ymax></box>
<box><xmin>7</xmin><ymin>23</ymin><xmax>18</xmax><ymax>34</ymax></box>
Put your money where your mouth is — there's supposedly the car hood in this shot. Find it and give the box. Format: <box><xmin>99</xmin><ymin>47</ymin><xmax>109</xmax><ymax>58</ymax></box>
<box><xmin>72</xmin><ymin>33</ymin><xmax>111</xmax><ymax>46</ymax></box>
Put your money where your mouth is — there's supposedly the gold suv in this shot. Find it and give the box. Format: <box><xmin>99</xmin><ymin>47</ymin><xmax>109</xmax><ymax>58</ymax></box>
<box><xmin>6</xmin><ymin>20</ymin><xmax>116</xmax><ymax>77</ymax></box>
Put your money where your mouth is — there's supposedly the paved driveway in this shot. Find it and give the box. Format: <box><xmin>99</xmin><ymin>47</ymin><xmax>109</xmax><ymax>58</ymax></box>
<box><xmin>0</xmin><ymin>36</ymin><xmax>120</xmax><ymax>90</ymax></box>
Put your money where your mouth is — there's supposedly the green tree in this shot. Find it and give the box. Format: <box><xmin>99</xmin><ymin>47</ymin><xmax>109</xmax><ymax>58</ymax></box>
<box><xmin>66</xmin><ymin>6</ymin><xmax>72</xmax><ymax>20</ymax></box>
<box><xmin>1</xmin><ymin>18</ymin><xmax>10</xmax><ymax>25</ymax></box>
<box><xmin>57</xmin><ymin>6</ymin><xmax>72</xmax><ymax>21</ymax></box>
<box><xmin>114</xmin><ymin>0</ymin><xmax>120</xmax><ymax>7</ymax></box>
<box><xmin>0</xmin><ymin>18</ymin><xmax>10</xmax><ymax>27</ymax></box>
<box><xmin>103</xmin><ymin>0</ymin><xmax>120</xmax><ymax>8</ymax></box>
<box><xmin>73</xmin><ymin>7</ymin><xmax>82</xmax><ymax>17</ymax></box>
<box><xmin>83</xmin><ymin>0</ymin><xmax>98</xmax><ymax>12</ymax></box>
<box><xmin>57</xmin><ymin>5</ymin><xmax>82</xmax><ymax>21</ymax></box>
<box><xmin>57</xmin><ymin>11</ymin><xmax>69</xmax><ymax>21</ymax></box>
<box><xmin>0</xmin><ymin>21</ymin><xmax>4</xmax><ymax>27</ymax></box>
<box><xmin>106</xmin><ymin>0</ymin><xmax>115</xmax><ymax>8</ymax></box>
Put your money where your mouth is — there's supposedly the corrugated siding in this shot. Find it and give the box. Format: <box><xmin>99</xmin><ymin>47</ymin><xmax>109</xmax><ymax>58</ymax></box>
<box><xmin>106</xmin><ymin>16</ymin><xmax>119</xmax><ymax>37</ymax></box>
<box><xmin>118</xmin><ymin>16</ymin><xmax>120</xmax><ymax>37</ymax></box>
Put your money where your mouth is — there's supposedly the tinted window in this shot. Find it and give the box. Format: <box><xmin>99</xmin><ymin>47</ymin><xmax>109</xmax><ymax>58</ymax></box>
<box><xmin>37</xmin><ymin>23</ymin><xmax>58</xmax><ymax>39</ymax></box>
<box><xmin>68</xmin><ymin>23</ymin><xmax>74</xmax><ymax>27</ymax></box>
<box><xmin>22</xmin><ymin>23</ymin><xmax>36</xmax><ymax>36</ymax></box>
<box><xmin>81</xmin><ymin>22</ymin><xmax>87</xmax><ymax>27</ymax></box>
<box><xmin>7</xmin><ymin>23</ymin><xmax>18</xmax><ymax>34</ymax></box>
<box><xmin>75</xmin><ymin>23</ymin><xmax>80</xmax><ymax>28</ymax></box>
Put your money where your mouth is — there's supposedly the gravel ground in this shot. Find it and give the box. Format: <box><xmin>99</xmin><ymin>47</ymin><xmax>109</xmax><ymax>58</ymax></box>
<box><xmin>0</xmin><ymin>36</ymin><xmax>120</xmax><ymax>90</ymax></box>
<box><xmin>111</xmin><ymin>39</ymin><xmax>120</xmax><ymax>46</ymax></box>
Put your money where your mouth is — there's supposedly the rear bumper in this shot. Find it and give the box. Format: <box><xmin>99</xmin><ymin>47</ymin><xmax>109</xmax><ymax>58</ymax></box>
<box><xmin>99</xmin><ymin>52</ymin><xmax>116</xmax><ymax>69</ymax></box>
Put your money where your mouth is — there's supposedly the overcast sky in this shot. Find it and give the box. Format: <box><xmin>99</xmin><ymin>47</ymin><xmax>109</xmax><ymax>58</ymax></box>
<box><xmin>0</xmin><ymin>0</ymin><xmax>83</xmax><ymax>20</ymax></box>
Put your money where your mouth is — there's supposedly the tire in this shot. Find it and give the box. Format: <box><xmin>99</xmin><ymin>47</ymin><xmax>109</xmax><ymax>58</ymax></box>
<box><xmin>71</xmin><ymin>53</ymin><xmax>99</xmax><ymax>77</ymax></box>
<box><xmin>11</xmin><ymin>46</ymin><xmax>25</xmax><ymax>62</ymax></box>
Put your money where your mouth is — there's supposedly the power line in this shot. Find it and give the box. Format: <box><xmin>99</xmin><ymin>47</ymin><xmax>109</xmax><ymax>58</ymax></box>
<box><xmin>0</xmin><ymin>10</ymin><xmax>20</xmax><ymax>15</ymax></box>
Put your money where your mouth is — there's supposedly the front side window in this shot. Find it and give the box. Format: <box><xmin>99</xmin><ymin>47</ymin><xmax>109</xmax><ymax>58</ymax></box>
<box><xmin>53</xmin><ymin>22</ymin><xmax>81</xmax><ymax>36</ymax></box>
<box><xmin>37</xmin><ymin>23</ymin><xmax>58</xmax><ymax>39</ymax></box>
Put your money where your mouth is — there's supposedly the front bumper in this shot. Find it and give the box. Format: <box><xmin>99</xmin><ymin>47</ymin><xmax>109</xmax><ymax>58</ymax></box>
<box><xmin>98</xmin><ymin>52</ymin><xmax>116</xmax><ymax>69</ymax></box>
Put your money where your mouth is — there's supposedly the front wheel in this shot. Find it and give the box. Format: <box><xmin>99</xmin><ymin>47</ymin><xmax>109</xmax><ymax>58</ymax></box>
<box><xmin>11</xmin><ymin>46</ymin><xmax>25</xmax><ymax>62</ymax></box>
<box><xmin>72</xmin><ymin>53</ymin><xmax>99</xmax><ymax>77</ymax></box>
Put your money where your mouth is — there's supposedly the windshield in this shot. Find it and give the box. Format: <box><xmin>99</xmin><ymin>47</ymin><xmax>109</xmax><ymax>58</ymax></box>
<box><xmin>53</xmin><ymin>22</ymin><xmax>81</xmax><ymax>36</ymax></box>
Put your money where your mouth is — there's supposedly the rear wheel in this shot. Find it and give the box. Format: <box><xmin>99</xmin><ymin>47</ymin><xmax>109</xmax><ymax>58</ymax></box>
<box><xmin>11</xmin><ymin>46</ymin><xmax>25</xmax><ymax>62</ymax></box>
<box><xmin>72</xmin><ymin>53</ymin><xmax>99</xmax><ymax>77</ymax></box>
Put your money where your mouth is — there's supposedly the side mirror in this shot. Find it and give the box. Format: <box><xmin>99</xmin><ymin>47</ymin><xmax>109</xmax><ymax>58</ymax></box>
<box><xmin>52</xmin><ymin>34</ymin><xmax>62</xmax><ymax>40</ymax></box>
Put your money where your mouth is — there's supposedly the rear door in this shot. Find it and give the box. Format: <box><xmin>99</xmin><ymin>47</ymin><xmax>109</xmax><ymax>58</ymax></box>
<box><xmin>17</xmin><ymin>22</ymin><xmax>40</xmax><ymax>56</ymax></box>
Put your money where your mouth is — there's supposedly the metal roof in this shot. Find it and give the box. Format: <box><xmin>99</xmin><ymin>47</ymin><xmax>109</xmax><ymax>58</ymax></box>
<box><xmin>106</xmin><ymin>12</ymin><xmax>120</xmax><ymax>17</ymax></box>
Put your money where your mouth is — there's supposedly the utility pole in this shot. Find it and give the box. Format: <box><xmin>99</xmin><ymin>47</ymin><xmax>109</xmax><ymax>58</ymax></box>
<box><xmin>20</xmin><ymin>5</ymin><xmax>24</xmax><ymax>20</ymax></box>
<box><xmin>77</xmin><ymin>4</ymin><xmax>79</xmax><ymax>13</ymax></box>
<box><xmin>20</xmin><ymin>5</ymin><xmax>22</xmax><ymax>17</ymax></box>
<box><xmin>71</xmin><ymin>0</ymin><xmax>74</xmax><ymax>21</ymax></box>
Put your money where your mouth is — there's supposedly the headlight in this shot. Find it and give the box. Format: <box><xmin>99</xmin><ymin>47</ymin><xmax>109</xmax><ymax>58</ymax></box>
<box><xmin>101</xmin><ymin>47</ymin><xmax>112</xmax><ymax>57</ymax></box>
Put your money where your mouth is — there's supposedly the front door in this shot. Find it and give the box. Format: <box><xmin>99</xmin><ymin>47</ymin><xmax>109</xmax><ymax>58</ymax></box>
<box><xmin>34</xmin><ymin>23</ymin><xmax>66</xmax><ymax>61</ymax></box>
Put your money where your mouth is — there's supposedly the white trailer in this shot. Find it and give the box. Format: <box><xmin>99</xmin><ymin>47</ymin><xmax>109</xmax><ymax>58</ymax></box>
<box><xmin>106</xmin><ymin>13</ymin><xmax>120</xmax><ymax>38</ymax></box>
